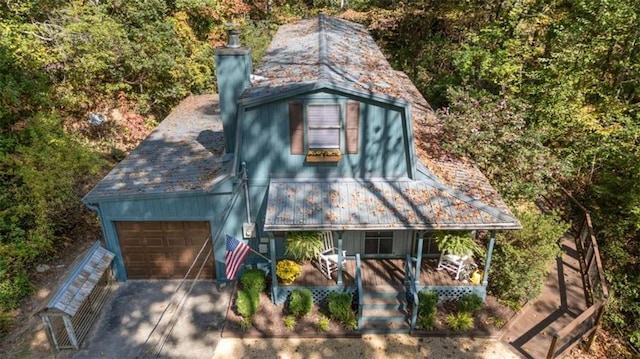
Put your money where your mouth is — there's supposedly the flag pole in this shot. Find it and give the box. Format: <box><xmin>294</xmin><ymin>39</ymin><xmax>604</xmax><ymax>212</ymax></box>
<box><xmin>249</xmin><ymin>247</ymin><xmax>271</xmax><ymax>262</ymax></box>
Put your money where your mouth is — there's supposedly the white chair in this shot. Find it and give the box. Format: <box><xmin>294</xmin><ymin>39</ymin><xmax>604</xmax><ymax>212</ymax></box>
<box><xmin>436</xmin><ymin>252</ymin><xmax>470</xmax><ymax>281</ymax></box>
<box><xmin>316</xmin><ymin>231</ymin><xmax>346</xmax><ymax>280</ymax></box>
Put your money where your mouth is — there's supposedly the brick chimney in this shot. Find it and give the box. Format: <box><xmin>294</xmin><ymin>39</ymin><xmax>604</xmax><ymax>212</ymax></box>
<box><xmin>214</xmin><ymin>26</ymin><xmax>252</xmax><ymax>154</ymax></box>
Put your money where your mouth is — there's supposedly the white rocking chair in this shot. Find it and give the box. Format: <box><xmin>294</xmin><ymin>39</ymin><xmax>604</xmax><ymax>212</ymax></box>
<box><xmin>316</xmin><ymin>231</ymin><xmax>346</xmax><ymax>280</ymax></box>
<box><xmin>436</xmin><ymin>252</ymin><xmax>470</xmax><ymax>281</ymax></box>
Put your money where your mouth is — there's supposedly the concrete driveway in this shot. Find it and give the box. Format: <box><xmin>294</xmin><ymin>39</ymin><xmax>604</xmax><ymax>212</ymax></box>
<box><xmin>74</xmin><ymin>280</ymin><xmax>519</xmax><ymax>359</ymax></box>
<box><xmin>73</xmin><ymin>280</ymin><xmax>231</xmax><ymax>359</ymax></box>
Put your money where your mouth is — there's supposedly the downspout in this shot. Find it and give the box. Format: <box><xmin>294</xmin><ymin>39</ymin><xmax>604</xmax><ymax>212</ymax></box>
<box><xmin>85</xmin><ymin>202</ymin><xmax>126</xmax><ymax>281</ymax></box>
<box><xmin>240</xmin><ymin>161</ymin><xmax>251</xmax><ymax>223</ymax></box>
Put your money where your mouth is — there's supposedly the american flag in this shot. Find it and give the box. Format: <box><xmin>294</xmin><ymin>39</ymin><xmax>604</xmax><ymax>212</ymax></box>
<box><xmin>225</xmin><ymin>235</ymin><xmax>250</xmax><ymax>280</ymax></box>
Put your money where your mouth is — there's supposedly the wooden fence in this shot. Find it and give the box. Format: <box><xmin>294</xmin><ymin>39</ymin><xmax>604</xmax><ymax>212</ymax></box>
<box><xmin>546</xmin><ymin>190</ymin><xmax>609</xmax><ymax>358</ymax></box>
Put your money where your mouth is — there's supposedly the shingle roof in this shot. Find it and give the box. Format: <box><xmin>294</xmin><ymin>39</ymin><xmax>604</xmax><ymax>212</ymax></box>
<box><xmin>39</xmin><ymin>242</ymin><xmax>114</xmax><ymax>316</ymax></box>
<box><xmin>83</xmin><ymin>95</ymin><xmax>231</xmax><ymax>202</ymax></box>
<box><xmin>250</xmin><ymin>15</ymin><xmax>519</xmax><ymax>229</ymax></box>
<box><xmin>242</xmin><ymin>15</ymin><xmax>408</xmax><ymax>102</ymax></box>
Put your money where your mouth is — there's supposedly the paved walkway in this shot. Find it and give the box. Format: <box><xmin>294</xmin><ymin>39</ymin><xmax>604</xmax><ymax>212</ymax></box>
<box><xmin>500</xmin><ymin>235</ymin><xmax>588</xmax><ymax>358</ymax></box>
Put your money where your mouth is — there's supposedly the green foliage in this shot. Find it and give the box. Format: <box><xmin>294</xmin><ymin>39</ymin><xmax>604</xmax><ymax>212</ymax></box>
<box><xmin>435</xmin><ymin>232</ymin><xmax>482</xmax><ymax>257</ymax></box>
<box><xmin>240</xmin><ymin>269</ymin><xmax>266</xmax><ymax>293</ymax></box>
<box><xmin>489</xmin><ymin>207</ymin><xmax>568</xmax><ymax>304</ymax></box>
<box><xmin>237</xmin><ymin>317</ymin><xmax>252</xmax><ymax>330</ymax></box>
<box><xmin>437</xmin><ymin>89</ymin><xmax>563</xmax><ymax>201</ymax></box>
<box><xmin>285</xmin><ymin>231</ymin><xmax>323</xmax><ymax>262</ymax></box>
<box><xmin>235</xmin><ymin>289</ymin><xmax>260</xmax><ymax>319</ymax></box>
<box><xmin>446</xmin><ymin>312</ymin><xmax>474</xmax><ymax>331</ymax></box>
<box><xmin>288</xmin><ymin>289</ymin><xmax>313</xmax><ymax>318</ymax></box>
<box><xmin>327</xmin><ymin>292</ymin><xmax>357</xmax><ymax>330</ymax></box>
<box><xmin>276</xmin><ymin>259</ymin><xmax>301</xmax><ymax>284</ymax></box>
<box><xmin>316</xmin><ymin>315</ymin><xmax>330</xmax><ymax>333</ymax></box>
<box><xmin>417</xmin><ymin>291</ymin><xmax>438</xmax><ymax>330</ymax></box>
<box><xmin>283</xmin><ymin>315</ymin><xmax>297</xmax><ymax>330</ymax></box>
<box><xmin>0</xmin><ymin>270</ymin><xmax>33</xmax><ymax>311</ymax></box>
<box><xmin>458</xmin><ymin>294</ymin><xmax>483</xmax><ymax>314</ymax></box>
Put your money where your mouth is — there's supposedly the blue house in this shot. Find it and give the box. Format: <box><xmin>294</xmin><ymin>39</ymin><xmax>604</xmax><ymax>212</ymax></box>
<box><xmin>83</xmin><ymin>15</ymin><xmax>520</xmax><ymax>331</ymax></box>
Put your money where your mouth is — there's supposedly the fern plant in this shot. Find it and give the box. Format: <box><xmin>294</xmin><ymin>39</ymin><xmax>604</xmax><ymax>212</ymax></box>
<box><xmin>435</xmin><ymin>232</ymin><xmax>482</xmax><ymax>257</ymax></box>
<box><xmin>285</xmin><ymin>231</ymin><xmax>324</xmax><ymax>261</ymax></box>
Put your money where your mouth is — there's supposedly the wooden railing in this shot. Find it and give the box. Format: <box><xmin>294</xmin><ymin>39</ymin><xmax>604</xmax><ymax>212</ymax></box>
<box><xmin>356</xmin><ymin>254</ymin><xmax>363</xmax><ymax>330</ymax></box>
<box><xmin>404</xmin><ymin>254</ymin><xmax>419</xmax><ymax>331</ymax></box>
<box><xmin>546</xmin><ymin>190</ymin><xmax>609</xmax><ymax>358</ymax></box>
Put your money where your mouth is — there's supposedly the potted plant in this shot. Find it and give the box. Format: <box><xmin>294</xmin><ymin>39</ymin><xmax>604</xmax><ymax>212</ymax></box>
<box><xmin>276</xmin><ymin>259</ymin><xmax>301</xmax><ymax>285</ymax></box>
<box><xmin>306</xmin><ymin>149</ymin><xmax>342</xmax><ymax>162</ymax></box>
<box><xmin>435</xmin><ymin>232</ymin><xmax>482</xmax><ymax>258</ymax></box>
<box><xmin>285</xmin><ymin>231</ymin><xmax>323</xmax><ymax>262</ymax></box>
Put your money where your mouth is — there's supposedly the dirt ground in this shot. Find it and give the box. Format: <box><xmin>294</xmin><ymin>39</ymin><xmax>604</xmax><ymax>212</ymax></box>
<box><xmin>0</xmin><ymin>235</ymin><xmax>95</xmax><ymax>359</ymax></box>
<box><xmin>223</xmin><ymin>285</ymin><xmax>514</xmax><ymax>338</ymax></box>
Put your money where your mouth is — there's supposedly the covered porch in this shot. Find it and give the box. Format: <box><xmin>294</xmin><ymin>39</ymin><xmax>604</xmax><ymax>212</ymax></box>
<box><xmin>290</xmin><ymin>257</ymin><xmax>471</xmax><ymax>288</ymax></box>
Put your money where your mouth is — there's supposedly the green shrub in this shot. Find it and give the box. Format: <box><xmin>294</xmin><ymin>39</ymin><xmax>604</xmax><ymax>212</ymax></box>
<box><xmin>458</xmin><ymin>294</ymin><xmax>483</xmax><ymax>313</ymax></box>
<box><xmin>0</xmin><ymin>269</ymin><xmax>34</xmax><ymax>311</ymax></box>
<box><xmin>446</xmin><ymin>312</ymin><xmax>474</xmax><ymax>331</ymax></box>
<box><xmin>240</xmin><ymin>269</ymin><xmax>266</xmax><ymax>293</ymax></box>
<box><xmin>316</xmin><ymin>315</ymin><xmax>330</xmax><ymax>333</ymax></box>
<box><xmin>417</xmin><ymin>290</ymin><xmax>439</xmax><ymax>330</ymax></box>
<box><xmin>328</xmin><ymin>292</ymin><xmax>357</xmax><ymax>329</ymax></box>
<box><xmin>283</xmin><ymin>315</ymin><xmax>297</xmax><ymax>330</ymax></box>
<box><xmin>418</xmin><ymin>291</ymin><xmax>439</xmax><ymax>318</ymax></box>
<box><xmin>489</xmin><ymin>207</ymin><xmax>567</xmax><ymax>304</ymax></box>
<box><xmin>236</xmin><ymin>289</ymin><xmax>259</xmax><ymax>319</ymax></box>
<box><xmin>288</xmin><ymin>289</ymin><xmax>313</xmax><ymax>317</ymax></box>
<box><xmin>418</xmin><ymin>313</ymin><xmax>436</xmax><ymax>330</ymax></box>
<box><xmin>237</xmin><ymin>317</ymin><xmax>252</xmax><ymax>331</ymax></box>
<box><xmin>285</xmin><ymin>232</ymin><xmax>324</xmax><ymax>261</ymax></box>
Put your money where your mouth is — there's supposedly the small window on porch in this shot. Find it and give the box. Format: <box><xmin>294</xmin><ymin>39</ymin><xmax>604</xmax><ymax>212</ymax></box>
<box><xmin>364</xmin><ymin>231</ymin><xmax>393</xmax><ymax>255</ymax></box>
<box><xmin>415</xmin><ymin>233</ymin><xmax>440</xmax><ymax>257</ymax></box>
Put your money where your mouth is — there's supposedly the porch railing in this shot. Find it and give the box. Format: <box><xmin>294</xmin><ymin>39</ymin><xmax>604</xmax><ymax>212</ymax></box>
<box><xmin>546</xmin><ymin>190</ymin><xmax>609</xmax><ymax>358</ymax></box>
<box><xmin>356</xmin><ymin>254</ymin><xmax>363</xmax><ymax>330</ymax></box>
<box><xmin>404</xmin><ymin>254</ymin><xmax>419</xmax><ymax>331</ymax></box>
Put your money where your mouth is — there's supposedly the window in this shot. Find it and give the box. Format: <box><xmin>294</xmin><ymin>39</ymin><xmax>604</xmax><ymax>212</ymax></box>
<box><xmin>364</xmin><ymin>231</ymin><xmax>393</xmax><ymax>255</ymax></box>
<box><xmin>289</xmin><ymin>101</ymin><xmax>360</xmax><ymax>156</ymax></box>
<box><xmin>414</xmin><ymin>233</ymin><xmax>439</xmax><ymax>257</ymax></box>
<box><xmin>307</xmin><ymin>104</ymin><xmax>341</xmax><ymax>149</ymax></box>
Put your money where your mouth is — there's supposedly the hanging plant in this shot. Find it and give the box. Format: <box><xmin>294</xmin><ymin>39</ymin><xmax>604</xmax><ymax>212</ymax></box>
<box><xmin>435</xmin><ymin>232</ymin><xmax>482</xmax><ymax>257</ymax></box>
<box><xmin>285</xmin><ymin>231</ymin><xmax>323</xmax><ymax>262</ymax></box>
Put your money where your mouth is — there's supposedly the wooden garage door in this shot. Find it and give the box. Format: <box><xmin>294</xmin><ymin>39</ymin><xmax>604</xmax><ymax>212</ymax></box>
<box><xmin>115</xmin><ymin>221</ymin><xmax>215</xmax><ymax>279</ymax></box>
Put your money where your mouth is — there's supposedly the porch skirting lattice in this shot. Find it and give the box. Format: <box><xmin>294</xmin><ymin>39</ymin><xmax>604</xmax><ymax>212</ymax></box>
<box><xmin>274</xmin><ymin>285</ymin><xmax>358</xmax><ymax>305</ymax></box>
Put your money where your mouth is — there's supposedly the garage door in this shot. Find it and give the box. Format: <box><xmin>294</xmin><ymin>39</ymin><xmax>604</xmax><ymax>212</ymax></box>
<box><xmin>115</xmin><ymin>221</ymin><xmax>215</xmax><ymax>279</ymax></box>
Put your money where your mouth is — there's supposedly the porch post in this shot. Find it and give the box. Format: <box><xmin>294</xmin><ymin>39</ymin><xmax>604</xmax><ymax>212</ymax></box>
<box><xmin>269</xmin><ymin>234</ymin><xmax>278</xmax><ymax>304</ymax></box>
<box><xmin>482</xmin><ymin>231</ymin><xmax>496</xmax><ymax>292</ymax></box>
<box><xmin>337</xmin><ymin>231</ymin><xmax>343</xmax><ymax>286</ymax></box>
<box><xmin>415</xmin><ymin>231</ymin><xmax>424</xmax><ymax>287</ymax></box>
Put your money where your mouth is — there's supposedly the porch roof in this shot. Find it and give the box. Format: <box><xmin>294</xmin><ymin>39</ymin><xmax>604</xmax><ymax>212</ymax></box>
<box><xmin>264</xmin><ymin>178</ymin><xmax>521</xmax><ymax>231</ymax></box>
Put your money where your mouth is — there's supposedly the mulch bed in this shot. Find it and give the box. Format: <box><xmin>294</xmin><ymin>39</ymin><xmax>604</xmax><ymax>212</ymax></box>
<box><xmin>221</xmin><ymin>283</ymin><xmax>515</xmax><ymax>338</ymax></box>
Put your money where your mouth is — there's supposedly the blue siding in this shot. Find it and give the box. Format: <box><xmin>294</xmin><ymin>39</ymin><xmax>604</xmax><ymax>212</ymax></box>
<box><xmin>238</xmin><ymin>91</ymin><xmax>411</xmax><ymax>182</ymax></box>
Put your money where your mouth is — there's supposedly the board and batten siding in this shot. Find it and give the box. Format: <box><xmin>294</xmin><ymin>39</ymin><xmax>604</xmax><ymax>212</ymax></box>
<box><xmin>239</xmin><ymin>91</ymin><xmax>411</xmax><ymax>182</ymax></box>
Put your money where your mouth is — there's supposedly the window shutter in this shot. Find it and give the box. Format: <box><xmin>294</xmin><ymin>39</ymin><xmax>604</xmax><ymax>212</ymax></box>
<box><xmin>289</xmin><ymin>102</ymin><xmax>304</xmax><ymax>154</ymax></box>
<box><xmin>345</xmin><ymin>102</ymin><xmax>360</xmax><ymax>154</ymax></box>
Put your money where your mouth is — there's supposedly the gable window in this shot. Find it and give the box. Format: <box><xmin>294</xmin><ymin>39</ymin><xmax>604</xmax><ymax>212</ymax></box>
<box><xmin>289</xmin><ymin>101</ymin><xmax>360</xmax><ymax>159</ymax></box>
<box><xmin>364</xmin><ymin>231</ymin><xmax>393</xmax><ymax>255</ymax></box>
<box><xmin>307</xmin><ymin>104</ymin><xmax>341</xmax><ymax>149</ymax></box>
